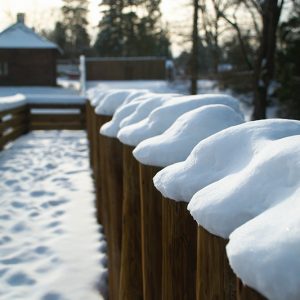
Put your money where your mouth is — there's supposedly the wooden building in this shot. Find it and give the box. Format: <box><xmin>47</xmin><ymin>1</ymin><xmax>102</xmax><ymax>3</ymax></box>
<box><xmin>85</xmin><ymin>57</ymin><xmax>166</xmax><ymax>81</ymax></box>
<box><xmin>0</xmin><ymin>14</ymin><xmax>59</xmax><ymax>86</ymax></box>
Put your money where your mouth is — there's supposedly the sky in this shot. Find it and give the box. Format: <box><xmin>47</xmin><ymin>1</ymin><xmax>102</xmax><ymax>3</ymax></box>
<box><xmin>0</xmin><ymin>0</ymin><xmax>190</xmax><ymax>55</ymax></box>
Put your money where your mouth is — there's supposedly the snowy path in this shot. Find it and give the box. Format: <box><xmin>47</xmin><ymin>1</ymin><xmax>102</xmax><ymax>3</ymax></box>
<box><xmin>0</xmin><ymin>131</ymin><xmax>105</xmax><ymax>300</ymax></box>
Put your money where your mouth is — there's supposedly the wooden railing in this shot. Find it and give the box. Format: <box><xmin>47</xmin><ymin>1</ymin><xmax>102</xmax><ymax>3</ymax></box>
<box><xmin>28</xmin><ymin>103</ymin><xmax>86</xmax><ymax>130</ymax></box>
<box><xmin>0</xmin><ymin>102</ymin><xmax>86</xmax><ymax>150</ymax></box>
<box><xmin>0</xmin><ymin>105</ymin><xmax>29</xmax><ymax>150</ymax></box>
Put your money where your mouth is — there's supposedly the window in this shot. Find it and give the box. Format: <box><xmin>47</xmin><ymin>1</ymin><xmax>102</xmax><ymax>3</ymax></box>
<box><xmin>0</xmin><ymin>62</ymin><xmax>8</xmax><ymax>76</ymax></box>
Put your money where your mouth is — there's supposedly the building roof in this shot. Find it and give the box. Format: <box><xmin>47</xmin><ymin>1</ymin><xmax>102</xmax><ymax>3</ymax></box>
<box><xmin>0</xmin><ymin>22</ymin><xmax>58</xmax><ymax>50</ymax></box>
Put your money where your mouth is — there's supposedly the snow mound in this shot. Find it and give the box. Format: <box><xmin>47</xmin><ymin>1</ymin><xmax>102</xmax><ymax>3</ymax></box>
<box><xmin>95</xmin><ymin>89</ymin><xmax>146</xmax><ymax>116</ymax></box>
<box><xmin>154</xmin><ymin>119</ymin><xmax>300</xmax><ymax>203</ymax></box>
<box><xmin>0</xmin><ymin>94</ymin><xmax>26</xmax><ymax>112</ymax></box>
<box><xmin>118</xmin><ymin>94</ymin><xmax>242</xmax><ymax>146</ymax></box>
<box><xmin>227</xmin><ymin>182</ymin><xmax>300</xmax><ymax>300</ymax></box>
<box><xmin>100</xmin><ymin>97</ymin><xmax>146</xmax><ymax>138</ymax></box>
<box><xmin>133</xmin><ymin>105</ymin><xmax>244</xmax><ymax>167</ymax></box>
<box><xmin>188</xmin><ymin>135</ymin><xmax>300</xmax><ymax>238</ymax></box>
<box><xmin>120</xmin><ymin>93</ymin><xmax>179</xmax><ymax>128</ymax></box>
<box><xmin>122</xmin><ymin>90</ymin><xmax>149</xmax><ymax>104</ymax></box>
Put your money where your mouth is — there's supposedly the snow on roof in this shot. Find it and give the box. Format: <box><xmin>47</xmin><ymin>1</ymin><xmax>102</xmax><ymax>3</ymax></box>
<box><xmin>0</xmin><ymin>22</ymin><xmax>58</xmax><ymax>49</ymax></box>
<box><xmin>0</xmin><ymin>94</ymin><xmax>26</xmax><ymax>112</ymax></box>
<box><xmin>188</xmin><ymin>133</ymin><xmax>300</xmax><ymax>238</ymax></box>
<box><xmin>133</xmin><ymin>105</ymin><xmax>244</xmax><ymax>167</ymax></box>
<box><xmin>94</xmin><ymin>90</ymin><xmax>149</xmax><ymax>116</ymax></box>
<box><xmin>226</xmin><ymin>144</ymin><xmax>300</xmax><ymax>299</ymax></box>
<box><xmin>154</xmin><ymin>119</ymin><xmax>300</xmax><ymax>203</ymax></box>
<box><xmin>117</xmin><ymin>94</ymin><xmax>242</xmax><ymax>146</ymax></box>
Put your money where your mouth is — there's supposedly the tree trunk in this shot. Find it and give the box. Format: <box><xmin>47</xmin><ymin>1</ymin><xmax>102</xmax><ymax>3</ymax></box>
<box><xmin>252</xmin><ymin>0</ymin><xmax>283</xmax><ymax>120</ymax></box>
<box><xmin>190</xmin><ymin>0</ymin><xmax>199</xmax><ymax>95</ymax></box>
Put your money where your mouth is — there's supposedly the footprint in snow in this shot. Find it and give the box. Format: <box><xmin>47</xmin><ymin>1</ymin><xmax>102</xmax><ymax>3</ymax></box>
<box><xmin>7</xmin><ymin>272</ymin><xmax>36</xmax><ymax>286</ymax></box>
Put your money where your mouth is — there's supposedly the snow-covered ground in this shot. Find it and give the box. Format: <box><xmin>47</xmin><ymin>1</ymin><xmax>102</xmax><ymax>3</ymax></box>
<box><xmin>0</xmin><ymin>131</ymin><xmax>106</xmax><ymax>300</ymax></box>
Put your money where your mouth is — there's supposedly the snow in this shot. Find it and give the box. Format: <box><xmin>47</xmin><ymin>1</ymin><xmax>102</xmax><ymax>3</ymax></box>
<box><xmin>0</xmin><ymin>23</ymin><xmax>58</xmax><ymax>49</ymax></box>
<box><xmin>0</xmin><ymin>131</ymin><xmax>106</xmax><ymax>300</ymax></box>
<box><xmin>227</xmin><ymin>176</ymin><xmax>300</xmax><ymax>299</ymax></box>
<box><xmin>120</xmin><ymin>93</ymin><xmax>178</xmax><ymax>128</ymax></box>
<box><xmin>0</xmin><ymin>87</ymin><xmax>78</xmax><ymax>98</ymax></box>
<box><xmin>0</xmin><ymin>94</ymin><xmax>26</xmax><ymax>112</ymax></box>
<box><xmin>100</xmin><ymin>93</ymin><xmax>179</xmax><ymax>138</ymax></box>
<box><xmin>188</xmin><ymin>134</ymin><xmax>300</xmax><ymax>238</ymax></box>
<box><xmin>118</xmin><ymin>94</ymin><xmax>242</xmax><ymax>146</ymax></box>
<box><xmin>154</xmin><ymin>119</ymin><xmax>300</xmax><ymax>203</ymax></box>
<box><xmin>100</xmin><ymin>96</ymin><xmax>147</xmax><ymax>138</ymax></box>
<box><xmin>95</xmin><ymin>90</ymin><xmax>148</xmax><ymax>116</ymax></box>
<box><xmin>133</xmin><ymin>105</ymin><xmax>244</xmax><ymax>167</ymax></box>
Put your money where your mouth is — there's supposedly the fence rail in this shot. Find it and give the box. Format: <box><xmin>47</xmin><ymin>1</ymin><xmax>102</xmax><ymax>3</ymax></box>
<box><xmin>0</xmin><ymin>102</ymin><xmax>86</xmax><ymax>150</ymax></box>
<box><xmin>0</xmin><ymin>105</ymin><xmax>29</xmax><ymax>150</ymax></box>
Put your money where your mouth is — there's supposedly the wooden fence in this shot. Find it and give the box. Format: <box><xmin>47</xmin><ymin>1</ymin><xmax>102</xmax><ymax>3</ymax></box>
<box><xmin>0</xmin><ymin>105</ymin><xmax>29</xmax><ymax>150</ymax></box>
<box><xmin>0</xmin><ymin>103</ymin><xmax>86</xmax><ymax>150</ymax></box>
<box><xmin>87</xmin><ymin>103</ymin><xmax>267</xmax><ymax>300</ymax></box>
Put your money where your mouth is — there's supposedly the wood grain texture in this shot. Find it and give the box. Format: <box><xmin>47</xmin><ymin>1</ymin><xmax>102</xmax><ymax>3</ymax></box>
<box><xmin>197</xmin><ymin>226</ymin><xmax>236</xmax><ymax>300</ymax></box>
<box><xmin>95</xmin><ymin>115</ymin><xmax>112</xmax><ymax>228</ymax></box>
<box><xmin>236</xmin><ymin>279</ymin><xmax>266</xmax><ymax>300</ymax></box>
<box><xmin>139</xmin><ymin>163</ymin><xmax>162</xmax><ymax>300</ymax></box>
<box><xmin>99</xmin><ymin>135</ymin><xmax>123</xmax><ymax>300</ymax></box>
<box><xmin>0</xmin><ymin>105</ymin><xmax>29</xmax><ymax>149</ymax></box>
<box><xmin>162</xmin><ymin>197</ymin><xmax>197</xmax><ymax>300</ymax></box>
<box><xmin>119</xmin><ymin>145</ymin><xmax>143</xmax><ymax>300</ymax></box>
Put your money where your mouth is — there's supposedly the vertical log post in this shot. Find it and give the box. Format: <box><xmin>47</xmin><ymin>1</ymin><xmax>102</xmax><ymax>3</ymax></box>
<box><xmin>85</xmin><ymin>101</ymin><xmax>93</xmax><ymax>167</ymax></box>
<box><xmin>161</xmin><ymin>197</ymin><xmax>197</xmax><ymax>300</ymax></box>
<box><xmin>139</xmin><ymin>164</ymin><xmax>162</xmax><ymax>300</ymax></box>
<box><xmin>236</xmin><ymin>279</ymin><xmax>266</xmax><ymax>300</ymax></box>
<box><xmin>197</xmin><ymin>226</ymin><xmax>236</xmax><ymax>300</ymax></box>
<box><xmin>96</xmin><ymin>115</ymin><xmax>112</xmax><ymax>230</ymax></box>
<box><xmin>99</xmin><ymin>134</ymin><xmax>123</xmax><ymax>300</ymax></box>
<box><xmin>119</xmin><ymin>145</ymin><xmax>143</xmax><ymax>300</ymax></box>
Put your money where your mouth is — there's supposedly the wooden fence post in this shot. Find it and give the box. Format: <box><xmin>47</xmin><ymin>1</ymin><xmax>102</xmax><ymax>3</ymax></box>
<box><xmin>236</xmin><ymin>279</ymin><xmax>266</xmax><ymax>300</ymax></box>
<box><xmin>119</xmin><ymin>145</ymin><xmax>143</xmax><ymax>300</ymax></box>
<box><xmin>139</xmin><ymin>163</ymin><xmax>162</xmax><ymax>300</ymax></box>
<box><xmin>197</xmin><ymin>226</ymin><xmax>236</xmax><ymax>300</ymax></box>
<box><xmin>98</xmin><ymin>133</ymin><xmax>123</xmax><ymax>300</ymax></box>
<box><xmin>161</xmin><ymin>197</ymin><xmax>197</xmax><ymax>300</ymax></box>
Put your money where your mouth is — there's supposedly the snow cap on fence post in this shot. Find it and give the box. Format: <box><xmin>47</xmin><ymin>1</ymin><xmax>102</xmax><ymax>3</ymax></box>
<box><xmin>95</xmin><ymin>89</ymin><xmax>149</xmax><ymax>116</ymax></box>
<box><xmin>188</xmin><ymin>133</ymin><xmax>300</xmax><ymax>238</ymax></box>
<box><xmin>133</xmin><ymin>104</ymin><xmax>244</xmax><ymax>167</ymax></box>
<box><xmin>100</xmin><ymin>93</ymin><xmax>177</xmax><ymax>138</ymax></box>
<box><xmin>226</xmin><ymin>145</ymin><xmax>300</xmax><ymax>300</ymax></box>
<box><xmin>118</xmin><ymin>94</ymin><xmax>242</xmax><ymax>147</ymax></box>
<box><xmin>154</xmin><ymin>119</ymin><xmax>300</xmax><ymax>204</ymax></box>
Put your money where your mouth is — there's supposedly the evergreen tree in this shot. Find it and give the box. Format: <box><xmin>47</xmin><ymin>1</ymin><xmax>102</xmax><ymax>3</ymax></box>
<box><xmin>62</xmin><ymin>0</ymin><xmax>90</xmax><ymax>58</ymax></box>
<box><xmin>94</xmin><ymin>0</ymin><xmax>170</xmax><ymax>57</ymax></box>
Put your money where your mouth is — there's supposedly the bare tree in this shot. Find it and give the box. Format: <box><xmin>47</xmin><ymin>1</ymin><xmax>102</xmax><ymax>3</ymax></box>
<box><xmin>190</xmin><ymin>0</ymin><xmax>199</xmax><ymax>94</ymax></box>
<box><xmin>252</xmin><ymin>0</ymin><xmax>285</xmax><ymax>119</ymax></box>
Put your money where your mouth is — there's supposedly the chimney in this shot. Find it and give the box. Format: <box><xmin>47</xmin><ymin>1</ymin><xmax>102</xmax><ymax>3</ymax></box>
<box><xmin>17</xmin><ymin>13</ymin><xmax>25</xmax><ymax>24</ymax></box>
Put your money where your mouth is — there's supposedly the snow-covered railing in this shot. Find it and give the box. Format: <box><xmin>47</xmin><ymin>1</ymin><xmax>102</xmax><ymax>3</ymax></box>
<box><xmin>87</xmin><ymin>85</ymin><xmax>300</xmax><ymax>300</ymax></box>
<box><xmin>0</xmin><ymin>94</ymin><xmax>87</xmax><ymax>149</ymax></box>
<box><xmin>0</xmin><ymin>94</ymin><xmax>29</xmax><ymax>150</ymax></box>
